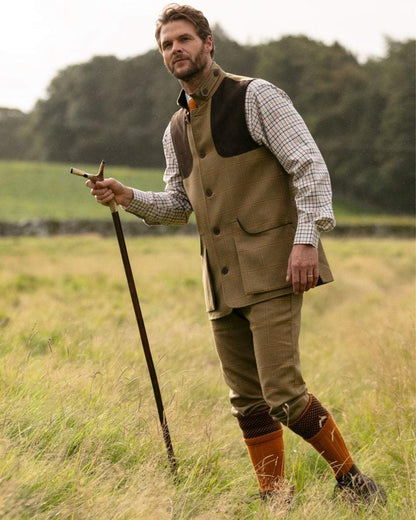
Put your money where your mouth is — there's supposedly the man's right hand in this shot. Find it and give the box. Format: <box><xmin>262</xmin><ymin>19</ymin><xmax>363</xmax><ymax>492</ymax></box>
<box><xmin>86</xmin><ymin>178</ymin><xmax>134</xmax><ymax>208</ymax></box>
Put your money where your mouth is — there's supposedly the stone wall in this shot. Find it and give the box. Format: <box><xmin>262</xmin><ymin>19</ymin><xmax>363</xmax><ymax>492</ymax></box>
<box><xmin>0</xmin><ymin>219</ymin><xmax>414</xmax><ymax>238</ymax></box>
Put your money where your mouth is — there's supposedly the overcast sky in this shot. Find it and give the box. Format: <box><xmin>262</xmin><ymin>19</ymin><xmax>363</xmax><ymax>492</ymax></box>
<box><xmin>2</xmin><ymin>0</ymin><xmax>414</xmax><ymax>112</ymax></box>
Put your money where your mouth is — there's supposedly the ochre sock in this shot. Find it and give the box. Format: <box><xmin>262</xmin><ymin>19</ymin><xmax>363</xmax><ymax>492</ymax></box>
<box><xmin>306</xmin><ymin>413</ymin><xmax>354</xmax><ymax>477</ymax></box>
<box><xmin>238</xmin><ymin>409</ymin><xmax>285</xmax><ymax>492</ymax></box>
<box><xmin>244</xmin><ymin>429</ymin><xmax>285</xmax><ymax>492</ymax></box>
<box><xmin>289</xmin><ymin>394</ymin><xmax>354</xmax><ymax>478</ymax></box>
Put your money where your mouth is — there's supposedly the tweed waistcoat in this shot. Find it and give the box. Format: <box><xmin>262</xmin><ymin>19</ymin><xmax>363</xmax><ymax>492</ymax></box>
<box><xmin>170</xmin><ymin>64</ymin><xmax>333</xmax><ymax>318</ymax></box>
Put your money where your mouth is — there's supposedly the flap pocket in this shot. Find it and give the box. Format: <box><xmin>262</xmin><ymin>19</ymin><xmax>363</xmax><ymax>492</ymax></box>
<box><xmin>236</xmin><ymin>216</ymin><xmax>293</xmax><ymax>235</ymax></box>
<box><xmin>234</xmin><ymin>221</ymin><xmax>295</xmax><ymax>295</ymax></box>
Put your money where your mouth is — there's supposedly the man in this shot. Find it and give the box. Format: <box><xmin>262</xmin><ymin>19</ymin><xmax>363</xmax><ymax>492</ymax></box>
<box><xmin>88</xmin><ymin>3</ymin><xmax>386</xmax><ymax>508</ymax></box>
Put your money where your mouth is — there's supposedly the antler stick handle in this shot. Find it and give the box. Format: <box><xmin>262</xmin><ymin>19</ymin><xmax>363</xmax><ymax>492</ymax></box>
<box><xmin>70</xmin><ymin>160</ymin><xmax>117</xmax><ymax>213</ymax></box>
<box><xmin>69</xmin><ymin>160</ymin><xmax>177</xmax><ymax>476</ymax></box>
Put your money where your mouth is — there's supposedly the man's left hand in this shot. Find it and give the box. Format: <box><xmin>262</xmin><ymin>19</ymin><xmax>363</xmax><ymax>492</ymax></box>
<box><xmin>286</xmin><ymin>244</ymin><xmax>319</xmax><ymax>294</ymax></box>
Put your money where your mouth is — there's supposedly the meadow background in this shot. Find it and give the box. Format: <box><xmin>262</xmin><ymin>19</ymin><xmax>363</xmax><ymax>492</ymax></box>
<box><xmin>1</xmin><ymin>160</ymin><xmax>414</xmax><ymax>226</ymax></box>
<box><xmin>0</xmin><ymin>160</ymin><xmax>414</xmax><ymax>519</ymax></box>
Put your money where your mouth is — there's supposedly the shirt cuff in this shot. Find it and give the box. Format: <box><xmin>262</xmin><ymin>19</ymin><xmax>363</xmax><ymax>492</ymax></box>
<box><xmin>294</xmin><ymin>222</ymin><xmax>320</xmax><ymax>248</ymax></box>
<box><xmin>294</xmin><ymin>216</ymin><xmax>335</xmax><ymax>248</ymax></box>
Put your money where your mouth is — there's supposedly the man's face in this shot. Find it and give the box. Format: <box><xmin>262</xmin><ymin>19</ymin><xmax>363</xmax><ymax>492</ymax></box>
<box><xmin>159</xmin><ymin>19</ymin><xmax>213</xmax><ymax>81</ymax></box>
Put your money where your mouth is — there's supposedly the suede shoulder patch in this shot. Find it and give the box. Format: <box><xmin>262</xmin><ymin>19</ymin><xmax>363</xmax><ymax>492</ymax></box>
<box><xmin>211</xmin><ymin>77</ymin><xmax>260</xmax><ymax>157</ymax></box>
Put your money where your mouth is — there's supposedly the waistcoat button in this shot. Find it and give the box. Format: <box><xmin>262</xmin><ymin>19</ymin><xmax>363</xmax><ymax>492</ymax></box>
<box><xmin>205</xmin><ymin>189</ymin><xmax>213</xmax><ymax>197</ymax></box>
<box><xmin>221</xmin><ymin>267</ymin><xmax>229</xmax><ymax>275</ymax></box>
<box><xmin>213</xmin><ymin>227</ymin><xmax>220</xmax><ymax>235</ymax></box>
<box><xmin>199</xmin><ymin>152</ymin><xmax>206</xmax><ymax>158</ymax></box>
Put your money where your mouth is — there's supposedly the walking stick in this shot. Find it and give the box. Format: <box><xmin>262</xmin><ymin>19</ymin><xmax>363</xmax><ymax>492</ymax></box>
<box><xmin>70</xmin><ymin>160</ymin><xmax>177</xmax><ymax>475</ymax></box>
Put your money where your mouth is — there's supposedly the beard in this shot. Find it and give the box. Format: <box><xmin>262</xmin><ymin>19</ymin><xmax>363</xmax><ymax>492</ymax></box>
<box><xmin>170</xmin><ymin>46</ymin><xmax>209</xmax><ymax>81</ymax></box>
<box><xmin>172</xmin><ymin>59</ymin><xmax>200</xmax><ymax>80</ymax></box>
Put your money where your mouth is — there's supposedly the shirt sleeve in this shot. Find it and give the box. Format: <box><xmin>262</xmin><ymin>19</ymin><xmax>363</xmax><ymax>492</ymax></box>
<box><xmin>245</xmin><ymin>79</ymin><xmax>335</xmax><ymax>247</ymax></box>
<box><xmin>123</xmin><ymin>123</ymin><xmax>193</xmax><ymax>225</ymax></box>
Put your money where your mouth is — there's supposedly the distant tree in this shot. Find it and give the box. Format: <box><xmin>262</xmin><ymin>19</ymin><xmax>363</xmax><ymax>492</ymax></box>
<box><xmin>371</xmin><ymin>40</ymin><xmax>415</xmax><ymax>212</ymax></box>
<box><xmin>27</xmin><ymin>52</ymin><xmax>180</xmax><ymax>166</ymax></box>
<box><xmin>330</xmin><ymin>39</ymin><xmax>415</xmax><ymax>213</ymax></box>
<box><xmin>254</xmin><ymin>36</ymin><xmax>415</xmax><ymax>213</ymax></box>
<box><xmin>0</xmin><ymin>108</ymin><xmax>30</xmax><ymax>159</ymax></box>
<box><xmin>254</xmin><ymin>37</ymin><xmax>371</xmax><ymax>204</ymax></box>
<box><xmin>28</xmin><ymin>56</ymin><xmax>125</xmax><ymax>163</ymax></box>
<box><xmin>213</xmin><ymin>25</ymin><xmax>257</xmax><ymax>77</ymax></box>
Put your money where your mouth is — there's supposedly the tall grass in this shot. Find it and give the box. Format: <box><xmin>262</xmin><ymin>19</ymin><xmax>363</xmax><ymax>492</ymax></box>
<box><xmin>0</xmin><ymin>235</ymin><xmax>414</xmax><ymax>519</ymax></box>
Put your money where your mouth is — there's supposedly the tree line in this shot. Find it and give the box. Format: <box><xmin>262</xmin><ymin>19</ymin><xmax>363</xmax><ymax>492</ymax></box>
<box><xmin>1</xmin><ymin>30</ymin><xmax>414</xmax><ymax>213</ymax></box>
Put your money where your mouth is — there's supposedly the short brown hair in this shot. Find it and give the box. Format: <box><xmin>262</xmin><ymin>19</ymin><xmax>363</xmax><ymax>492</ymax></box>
<box><xmin>155</xmin><ymin>4</ymin><xmax>214</xmax><ymax>56</ymax></box>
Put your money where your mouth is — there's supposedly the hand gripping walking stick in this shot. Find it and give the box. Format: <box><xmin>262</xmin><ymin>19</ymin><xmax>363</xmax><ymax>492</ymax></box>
<box><xmin>70</xmin><ymin>160</ymin><xmax>177</xmax><ymax>475</ymax></box>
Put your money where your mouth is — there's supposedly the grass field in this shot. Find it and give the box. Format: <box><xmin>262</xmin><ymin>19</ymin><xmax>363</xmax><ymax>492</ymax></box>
<box><xmin>0</xmin><ymin>234</ymin><xmax>414</xmax><ymax>519</ymax></box>
<box><xmin>0</xmin><ymin>160</ymin><xmax>163</xmax><ymax>221</ymax></box>
<box><xmin>1</xmin><ymin>160</ymin><xmax>414</xmax><ymax>226</ymax></box>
